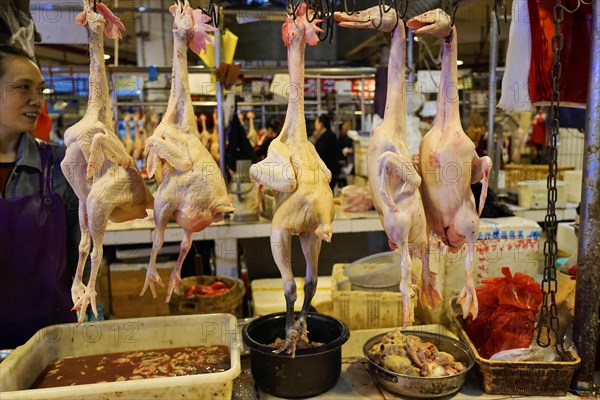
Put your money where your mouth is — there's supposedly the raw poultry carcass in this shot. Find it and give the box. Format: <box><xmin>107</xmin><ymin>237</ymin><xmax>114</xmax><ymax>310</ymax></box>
<box><xmin>335</xmin><ymin>7</ymin><xmax>437</xmax><ymax>325</ymax></box>
<box><xmin>132</xmin><ymin>112</ymin><xmax>146</xmax><ymax>167</ymax></box>
<box><xmin>198</xmin><ymin>113</ymin><xmax>211</xmax><ymax>148</ymax></box>
<box><xmin>210</xmin><ymin>109</ymin><xmax>220</xmax><ymax>162</ymax></box>
<box><xmin>246</xmin><ymin>111</ymin><xmax>258</xmax><ymax>148</ymax></box>
<box><xmin>249</xmin><ymin>4</ymin><xmax>333</xmax><ymax>357</ymax></box>
<box><xmin>61</xmin><ymin>0</ymin><xmax>153</xmax><ymax>322</ymax></box>
<box><xmin>123</xmin><ymin>113</ymin><xmax>134</xmax><ymax>155</ymax></box>
<box><xmin>141</xmin><ymin>1</ymin><xmax>234</xmax><ymax>301</ymax></box>
<box><xmin>407</xmin><ymin>10</ymin><xmax>492</xmax><ymax>319</ymax></box>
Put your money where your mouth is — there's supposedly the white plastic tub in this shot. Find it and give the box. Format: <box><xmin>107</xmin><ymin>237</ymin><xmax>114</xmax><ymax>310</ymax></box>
<box><xmin>517</xmin><ymin>180</ymin><xmax>567</xmax><ymax>209</ymax></box>
<box><xmin>0</xmin><ymin>314</ymin><xmax>241</xmax><ymax>399</ymax></box>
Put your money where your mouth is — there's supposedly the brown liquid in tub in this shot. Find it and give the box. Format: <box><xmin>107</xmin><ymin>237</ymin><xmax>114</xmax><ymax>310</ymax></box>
<box><xmin>30</xmin><ymin>345</ymin><xmax>230</xmax><ymax>389</ymax></box>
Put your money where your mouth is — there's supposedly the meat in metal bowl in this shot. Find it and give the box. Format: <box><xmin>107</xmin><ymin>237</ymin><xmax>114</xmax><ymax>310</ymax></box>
<box><xmin>363</xmin><ymin>330</ymin><xmax>474</xmax><ymax>398</ymax></box>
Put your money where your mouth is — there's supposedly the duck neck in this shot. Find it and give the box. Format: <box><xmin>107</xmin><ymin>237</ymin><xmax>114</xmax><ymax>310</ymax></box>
<box><xmin>382</xmin><ymin>23</ymin><xmax>407</xmax><ymax>137</ymax></box>
<box><xmin>280</xmin><ymin>34</ymin><xmax>306</xmax><ymax>144</ymax></box>
<box><xmin>165</xmin><ymin>37</ymin><xmax>197</xmax><ymax>133</ymax></box>
<box><xmin>87</xmin><ymin>28</ymin><xmax>112</xmax><ymax>128</ymax></box>
<box><xmin>435</xmin><ymin>27</ymin><xmax>459</xmax><ymax>128</ymax></box>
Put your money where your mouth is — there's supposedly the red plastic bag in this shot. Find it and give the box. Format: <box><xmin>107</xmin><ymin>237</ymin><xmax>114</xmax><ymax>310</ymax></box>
<box><xmin>464</xmin><ymin>267</ymin><xmax>542</xmax><ymax>359</ymax></box>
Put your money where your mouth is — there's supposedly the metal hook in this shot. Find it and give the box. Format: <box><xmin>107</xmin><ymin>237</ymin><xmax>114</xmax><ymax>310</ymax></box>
<box><xmin>198</xmin><ymin>0</ymin><xmax>219</xmax><ymax>29</ymax></box>
<box><xmin>558</xmin><ymin>0</ymin><xmax>592</xmax><ymax>14</ymax></box>
<box><xmin>306</xmin><ymin>0</ymin><xmax>336</xmax><ymax>43</ymax></box>
<box><xmin>493</xmin><ymin>0</ymin><xmax>502</xmax><ymax>36</ymax></box>
<box><xmin>286</xmin><ymin>0</ymin><xmax>300</xmax><ymax>20</ymax></box>
<box><xmin>342</xmin><ymin>0</ymin><xmax>356</xmax><ymax>15</ymax></box>
<box><xmin>382</xmin><ymin>0</ymin><xmax>396</xmax><ymax>14</ymax></box>
<box><xmin>370</xmin><ymin>0</ymin><xmax>385</xmax><ymax>30</ymax></box>
<box><xmin>306</xmin><ymin>0</ymin><xmax>321</xmax><ymax>23</ymax></box>
<box><xmin>450</xmin><ymin>3</ymin><xmax>460</xmax><ymax>27</ymax></box>
<box><xmin>398</xmin><ymin>0</ymin><xmax>409</xmax><ymax>20</ymax></box>
<box><xmin>321</xmin><ymin>0</ymin><xmax>337</xmax><ymax>43</ymax></box>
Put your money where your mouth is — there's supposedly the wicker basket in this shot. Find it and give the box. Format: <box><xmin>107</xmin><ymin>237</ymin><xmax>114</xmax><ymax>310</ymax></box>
<box><xmin>169</xmin><ymin>276</ymin><xmax>245</xmax><ymax>318</ymax></box>
<box><xmin>504</xmin><ymin>164</ymin><xmax>575</xmax><ymax>189</ymax></box>
<box><xmin>451</xmin><ymin>313</ymin><xmax>580</xmax><ymax>396</ymax></box>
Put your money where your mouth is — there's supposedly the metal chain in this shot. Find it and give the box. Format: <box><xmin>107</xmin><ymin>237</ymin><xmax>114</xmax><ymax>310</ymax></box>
<box><xmin>536</xmin><ymin>0</ymin><xmax>564</xmax><ymax>356</ymax></box>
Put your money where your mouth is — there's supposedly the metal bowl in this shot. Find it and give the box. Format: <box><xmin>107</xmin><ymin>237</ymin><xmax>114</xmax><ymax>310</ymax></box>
<box><xmin>363</xmin><ymin>330</ymin><xmax>475</xmax><ymax>399</ymax></box>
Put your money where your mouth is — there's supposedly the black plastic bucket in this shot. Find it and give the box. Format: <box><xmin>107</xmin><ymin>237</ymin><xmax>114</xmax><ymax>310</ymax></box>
<box><xmin>242</xmin><ymin>312</ymin><xmax>350</xmax><ymax>398</ymax></box>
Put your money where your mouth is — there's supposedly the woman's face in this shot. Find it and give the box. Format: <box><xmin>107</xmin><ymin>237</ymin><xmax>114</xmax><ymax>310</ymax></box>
<box><xmin>0</xmin><ymin>57</ymin><xmax>45</xmax><ymax>138</ymax></box>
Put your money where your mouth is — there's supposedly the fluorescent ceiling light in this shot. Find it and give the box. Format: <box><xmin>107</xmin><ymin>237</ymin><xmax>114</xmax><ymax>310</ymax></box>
<box><xmin>104</xmin><ymin>54</ymin><xmax>111</xmax><ymax>60</ymax></box>
<box><xmin>457</xmin><ymin>60</ymin><xmax>464</xmax><ymax>66</ymax></box>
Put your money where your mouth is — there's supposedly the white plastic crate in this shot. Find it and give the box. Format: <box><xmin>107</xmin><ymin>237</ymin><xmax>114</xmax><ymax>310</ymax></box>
<box><xmin>331</xmin><ymin>264</ymin><xmax>415</xmax><ymax>330</ymax></box>
<box><xmin>0</xmin><ymin>314</ymin><xmax>241</xmax><ymax>399</ymax></box>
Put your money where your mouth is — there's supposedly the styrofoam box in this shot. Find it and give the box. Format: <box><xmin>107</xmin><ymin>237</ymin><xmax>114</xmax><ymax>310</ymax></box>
<box><xmin>517</xmin><ymin>180</ymin><xmax>567</xmax><ymax>209</ymax></box>
<box><xmin>563</xmin><ymin>170</ymin><xmax>582</xmax><ymax>203</ymax></box>
<box><xmin>557</xmin><ymin>222</ymin><xmax>578</xmax><ymax>255</ymax></box>
<box><xmin>0</xmin><ymin>314</ymin><xmax>241</xmax><ymax>399</ymax></box>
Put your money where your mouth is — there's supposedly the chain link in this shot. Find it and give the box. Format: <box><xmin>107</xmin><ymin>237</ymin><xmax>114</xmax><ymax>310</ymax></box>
<box><xmin>536</xmin><ymin>0</ymin><xmax>565</xmax><ymax>357</ymax></box>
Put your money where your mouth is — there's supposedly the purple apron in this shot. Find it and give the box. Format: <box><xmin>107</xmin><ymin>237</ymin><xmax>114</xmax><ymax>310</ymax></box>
<box><xmin>0</xmin><ymin>140</ymin><xmax>75</xmax><ymax>349</ymax></box>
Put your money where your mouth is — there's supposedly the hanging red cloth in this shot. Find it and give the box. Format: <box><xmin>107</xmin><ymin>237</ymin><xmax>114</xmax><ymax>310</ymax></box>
<box><xmin>527</xmin><ymin>0</ymin><xmax>593</xmax><ymax>107</ymax></box>
<box><xmin>32</xmin><ymin>101</ymin><xmax>52</xmax><ymax>141</ymax></box>
<box><xmin>529</xmin><ymin>109</ymin><xmax>547</xmax><ymax>146</ymax></box>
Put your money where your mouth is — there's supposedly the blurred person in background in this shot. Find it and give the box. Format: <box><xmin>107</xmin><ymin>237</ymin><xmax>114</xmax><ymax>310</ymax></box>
<box><xmin>337</xmin><ymin>120</ymin><xmax>354</xmax><ymax>188</ymax></box>
<box><xmin>313</xmin><ymin>114</ymin><xmax>341</xmax><ymax>191</ymax></box>
<box><xmin>255</xmin><ymin>117</ymin><xmax>281</xmax><ymax>161</ymax></box>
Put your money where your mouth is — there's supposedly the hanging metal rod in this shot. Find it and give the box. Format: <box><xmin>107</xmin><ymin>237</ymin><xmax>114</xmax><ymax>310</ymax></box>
<box><xmin>30</xmin><ymin>4</ymin><xmax>287</xmax><ymax>18</ymax></box>
<box><xmin>40</xmin><ymin>65</ymin><xmax>376</xmax><ymax>76</ymax></box>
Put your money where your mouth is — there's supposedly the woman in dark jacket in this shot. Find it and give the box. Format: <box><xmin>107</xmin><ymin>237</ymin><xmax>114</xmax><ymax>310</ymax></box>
<box><xmin>313</xmin><ymin>114</ymin><xmax>341</xmax><ymax>190</ymax></box>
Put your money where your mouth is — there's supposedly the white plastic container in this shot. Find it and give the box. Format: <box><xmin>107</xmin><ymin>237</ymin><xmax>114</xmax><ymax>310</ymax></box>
<box><xmin>0</xmin><ymin>314</ymin><xmax>241</xmax><ymax>399</ymax></box>
<box><xmin>343</xmin><ymin>252</ymin><xmax>401</xmax><ymax>292</ymax></box>
<box><xmin>517</xmin><ymin>180</ymin><xmax>567</xmax><ymax>209</ymax></box>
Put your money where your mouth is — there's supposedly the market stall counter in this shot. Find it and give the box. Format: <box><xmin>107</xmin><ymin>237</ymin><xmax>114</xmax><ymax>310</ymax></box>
<box><xmin>247</xmin><ymin>326</ymin><xmax>581</xmax><ymax>400</ymax></box>
<box><xmin>104</xmin><ymin>206</ymin><xmax>385</xmax><ymax>278</ymax></box>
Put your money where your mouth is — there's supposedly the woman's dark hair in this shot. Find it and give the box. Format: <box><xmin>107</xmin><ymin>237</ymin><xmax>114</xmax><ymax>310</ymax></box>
<box><xmin>0</xmin><ymin>45</ymin><xmax>35</xmax><ymax>79</ymax></box>
<box><xmin>266</xmin><ymin>117</ymin><xmax>281</xmax><ymax>133</ymax></box>
<box><xmin>317</xmin><ymin>114</ymin><xmax>331</xmax><ymax>132</ymax></box>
